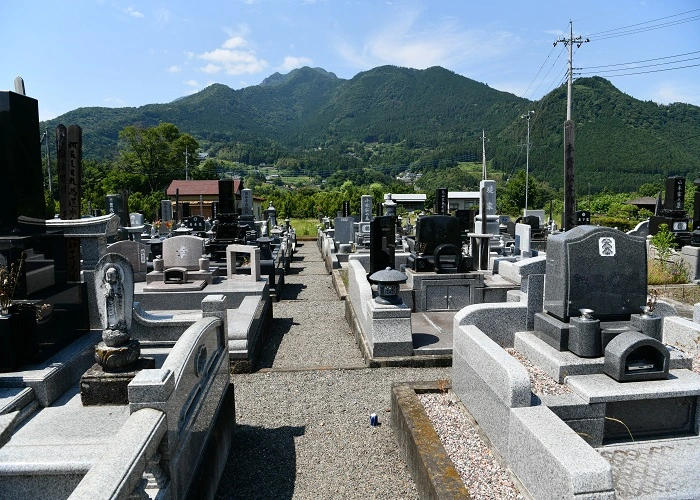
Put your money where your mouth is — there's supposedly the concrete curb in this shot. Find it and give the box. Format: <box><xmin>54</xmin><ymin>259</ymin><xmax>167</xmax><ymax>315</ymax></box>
<box><xmin>391</xmin><ymin>381</ymin><xmax>471</xmax><ymax>500</ymax></box>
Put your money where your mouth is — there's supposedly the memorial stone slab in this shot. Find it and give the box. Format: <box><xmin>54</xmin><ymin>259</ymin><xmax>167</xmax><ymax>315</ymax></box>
<box><xmin>515</xmin><ymin>223</ymin><xmax>531</xmax><ymax>256</ymax></box>
<box><xmin>544</xmin><ymin>225</ymin><xmax>647</xmax><ymax>322</ymax></box>
<box><xmin>162</xmin><ymin>235</ymin><xmax>204</xmax><ymax>270</ymax></box>
<box><xmin>334</xmin><ymin>217</ymin><xmax>354</xmax><ymax>244</ymax></box>
<box><xmin>360</xmin><ymin>195</ymin><xmax>373</xmax><ymax>222</ymax></box>
<box><xmin>129</xmin><ymin>213</ymin><xmax>145</xmax><ymax>226</ymax></box>
<box><xmin>107</xmin><ymin>240</ymin><xmax>150</xmax><ymax>281</ymax></box>
<box><xmin>160</xmin><ymin>200</ymin><xmax>173</xmax><ymax>222</ymax></box>
<box><xmin>435</xmin><ymin>188</ymin><xmax>448</xmax><ymax>215</ymax></box>
<box><xmin>240</xmin><ymin>189</ymin><xmax>253</xmax><ymax>218</ymax></box>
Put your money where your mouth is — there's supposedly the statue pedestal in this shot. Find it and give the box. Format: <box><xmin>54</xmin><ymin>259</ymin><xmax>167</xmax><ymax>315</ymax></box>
<box><xmin>80</xmin><ymin>357</ymin><xmax>155</xmax><ymax>406</ymax></box>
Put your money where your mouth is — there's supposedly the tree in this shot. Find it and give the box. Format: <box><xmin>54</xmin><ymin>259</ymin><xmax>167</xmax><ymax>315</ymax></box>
<box><xmin>118</xmin><ymin>123</ymin><xmax>199</xmax><ymax>193</ymax></box>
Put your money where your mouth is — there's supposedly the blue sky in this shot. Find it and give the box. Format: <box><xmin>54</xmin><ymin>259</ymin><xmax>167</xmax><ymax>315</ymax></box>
<box><xmin>2</xmin><ymin>0</ymin><xmax>699</xmax><ymax>121</ymax></box>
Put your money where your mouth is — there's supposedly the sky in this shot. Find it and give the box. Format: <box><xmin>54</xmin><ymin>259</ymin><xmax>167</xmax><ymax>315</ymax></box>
<box><xmin>2</xmin><ymin>0</ymin><xmax>699</xmax><ymax>121</ymax></box>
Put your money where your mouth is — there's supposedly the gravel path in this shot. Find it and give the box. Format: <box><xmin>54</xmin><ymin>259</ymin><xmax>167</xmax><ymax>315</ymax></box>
<box><xmin>215</xmin><ymin>242</ymin><xmax>450</xmax><ymax>499</ymax></box>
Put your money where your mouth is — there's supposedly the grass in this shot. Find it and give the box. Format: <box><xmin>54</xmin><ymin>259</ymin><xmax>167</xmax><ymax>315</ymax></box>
<box><xmin>291</xmin><ymin>218</ymin><xmax>321</xmax><ymax>237</ymax></box>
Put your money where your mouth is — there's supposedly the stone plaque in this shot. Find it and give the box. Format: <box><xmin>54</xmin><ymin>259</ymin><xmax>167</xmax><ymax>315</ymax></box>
<box><xmin>436</xmin><ymin>188</ymin><xmax>448</xmax><ymax>215</ymax></box>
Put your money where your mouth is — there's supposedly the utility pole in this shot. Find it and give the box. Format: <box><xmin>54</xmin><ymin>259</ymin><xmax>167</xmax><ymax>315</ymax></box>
<box><xmin>481</xmin><ymin>129</ymin><xmax>487</xmax><ymax>180</ymax></box>
<box><xmin>554</xmin><ymin>21</ymin><xmax>588</xmax><ymax>230</ymax></box>
<box><xmin>521</xmin><ymin>110</ymin><xmax>535</xmax><ymax>211</ymax></box>
<box><xmin>185</xmin><ymin>145</ymin><xmax>189</xmax><ymax>181</ymax></box>
<box><xmin>555</xmin><ymin>21</ymin><xmax>589</xmax><ymax>121</ymax></box>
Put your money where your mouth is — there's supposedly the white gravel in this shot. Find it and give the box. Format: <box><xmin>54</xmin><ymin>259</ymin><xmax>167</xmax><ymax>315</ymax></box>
<box><xmin>418</xmin><ymin>392</ymin><xmax>525</xmax><ymax>500</ymax></box>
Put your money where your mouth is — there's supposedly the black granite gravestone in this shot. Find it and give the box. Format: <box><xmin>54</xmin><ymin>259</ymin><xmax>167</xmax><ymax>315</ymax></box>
<box><xmin>0</xmin><ymin>91</ymin><xmax>46</xmax><ymax>234</ymax></box>
<box><xmin>575</xmin><ymin>210</ymin><xmax>591</xmax><ymax>226</ymax></box>
<box><xmin>435</xmin><ymin>188</ymin><xmax>448</xmax><ymax>215</ymax></box>
<box><xmin>544</xmin><ymin>225</ymin><xmax>647</xmax><ymax>322</ymax></box>
<box><xmin>218</xmin><ymin>180</ymin><xmax>235</xmax><ymax>214</ymax></box>
<box><xmin>415</xmin><ymin>215</ymin><xmax>461</xmax><ymax>256</ymax></box>
<box><xmin>664</xmin><ymin>176</ymin><xmax>685</xmax><ymax>211</ymax></box>
<box><xmin>369</xmin><ymin>216</ymin><xmax>396</xmax><ymax>275</ymax></box>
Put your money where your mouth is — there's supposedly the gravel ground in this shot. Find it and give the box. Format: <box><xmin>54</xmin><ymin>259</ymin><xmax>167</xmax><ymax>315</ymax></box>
<box><xmin>215</xmin><ymin>242</ymin><xmax>451</xmax><ymax>499</ymax></box>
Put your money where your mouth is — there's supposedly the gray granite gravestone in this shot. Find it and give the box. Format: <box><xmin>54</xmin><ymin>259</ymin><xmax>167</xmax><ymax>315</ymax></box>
<box><xmin>161</xmin><ymin>200</ymin><xmax>173</xmax><ymax>222</ymax></box>
<box><xmin>107</xmin><ymin>240</ymin><xmax>150</xmax><ymax>282</ymax></box>
<box><xmin>475</xmin><ymin>180</ymin><xmax>499</xmax><ymax>234</ymax></box>
<box><xmin>360</xmin><ymin>195</ymin><xmax>373</xmax><ymax>222</ymax></box>
<box><xmin>334</xmin><ymin>217</ymin><xmax>354</xmax><ymax>245</ymax></box>
<box><xmin>240</xmin><ymin>189</ymin><xmax>253</xmax><ymax>218</ymax></box>
<box><xmin>162</xmin><ymin>235</ymin><xmax>204</xmax><ymax>270</ymax></box>
<box><xmin>543</xmin><ymin>225</ymin><xmax>647</xmax><ymax>322</ymax></box>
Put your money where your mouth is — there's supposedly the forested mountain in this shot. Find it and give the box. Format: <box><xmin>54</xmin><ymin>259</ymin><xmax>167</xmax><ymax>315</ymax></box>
<box><xmin>42</xmin><ymin>66</ymin><xmax>700</xmax><ymax>193</ymax></box>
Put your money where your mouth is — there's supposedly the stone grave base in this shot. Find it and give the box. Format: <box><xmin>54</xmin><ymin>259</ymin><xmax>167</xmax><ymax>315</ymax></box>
<box><xmin>142</xmin><ymin>280</ymin><xmax>207</xmax><ymax>292</ymax></box>
<box><xmin>80</xmin><ymin>357</ymin><xmax>155</xmax><ymax>406</ymax></box>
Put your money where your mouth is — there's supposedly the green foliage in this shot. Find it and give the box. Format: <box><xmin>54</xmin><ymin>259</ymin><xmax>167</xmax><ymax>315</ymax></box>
<box><xmin>498</xmin><ymin>170</ymin><xmax>556</xmax><ymax>216</ymax></box>
<box><xmin>118</xmin><ymin>123</ymin><xmax>199</xmax><ymax>193</ymax></box>
<box><xmin>650</xmin><ymin>223</ymin><xmax>677</xmax><ymax>262</ymax></box>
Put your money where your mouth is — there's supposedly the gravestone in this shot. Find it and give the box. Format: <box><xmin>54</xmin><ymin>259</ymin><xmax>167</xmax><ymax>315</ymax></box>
<box><xmin>107</xmin><ymin>240</ymin><xmax>149</xmax><ymax>282</ymax></box>
<box><xmin>334</xmin><ymin>217</ymin><xmax>354</xmax><ymax>245</ymax></box>
<box><xmin>162</xmin><ymin>235</ymin><xmax>204</xmax><ymax>270</ymax></box>
<box><xmin>342</xmin><ymin>201</ymin><xmax>350</xmax><ymax>217</ymax></box>
<box><xmin>184</xmin><ymin>215</ymin><xmax>206</xmax><ymax>233</ymax></box>
<box><xmin>160</xmin><ymin>200</ymin><xmax>173</xmax><ymax>222</ymax></box>
<box><xmin>361</xmin><ymin>195</ymin><xmax>373</xmax><ymax>222</ymax></box>
<box><xmin>664</xmin><ymin>175</ymin><xmax>685</xmax><ymax>211</ymax></box>
<box><xmin>455</xmin><ymin>209</ymin><xmax>475</xmax><ymax>241</ymax></box>
<box><xmin>369</xmin><ymin>216</ymin><xmax>396</xmax><ymax>274</ymax></box>
<box><xmin>0</xmin><ymin>91</ymin><xmax>45</xmax><ymax>234</ymax></box>
<box><xmin>575</xmin><ymin>210</ymin><xmax>591</xmax><ymax>226</ymax></box>
<box><xmin>544</xmin><ymin>225</ymin><xmax>647</xmax><ymax>322</ymax></box>
<box><xmin>218</xmin><ymin>179</ymin><xmax>236</xmax><ymax>214</ymax></box>
<box><xmin>435</xmin><ymin>188</ymin><xmax>448</xmax><ymax>215</ymax></box>
<box><xmin>514</xmin><ymin>223</ymin><xmax>531</xmax><ymax>256</ymax></box>
<box><xmin>181</xmin><ymin>202</ymin><xmax>190</xmax><ymax>219</ymax></box>
<box><xmin>415</xmin><ymin>215</ymin><xmax>461</xmax><ymax>256</ymax></box>
<box><xmin>56</xmin><ymin>124</ymin><xmax>83</xmax><ymax>281</ymax></box>
<box><xmin>129</xmin><ymin>213</ymin><xmax>144</xmax><ymax>227</ymax></box>
<box><xmin>240</xmin><ymin>189</ymin><xmax>253</xmax><ymax>218</ymax></box>
<box><xmin>475</xmin><ymin>180</ymin><xmax>498</xmax><ymax>234</ymax></box>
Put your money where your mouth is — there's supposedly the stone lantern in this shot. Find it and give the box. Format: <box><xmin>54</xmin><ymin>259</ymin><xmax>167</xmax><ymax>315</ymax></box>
<box><xmin>369</xmin><ymin>267</ymin><xmax>407</xmax><ymax>305</ymax></box>
<box><xmin>265</xmin><ymin>201</ymin><xmax>278</xmax><ymax>227</ymax></box>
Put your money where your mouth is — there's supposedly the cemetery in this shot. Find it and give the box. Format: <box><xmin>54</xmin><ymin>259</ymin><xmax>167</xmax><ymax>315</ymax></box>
<box><xmin>1</xmin><ymin>81</ymin><xmax>700</xmax><ymax>499</ymax></box>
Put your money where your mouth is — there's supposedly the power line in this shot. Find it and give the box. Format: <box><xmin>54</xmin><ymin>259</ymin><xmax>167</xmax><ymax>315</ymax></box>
<box><xmin>585</xmin><ymin>9</ymin><xmax>700</xmax><ymax>40</ymax></box>
<box><xmin>584</xmin><ymin>50</ymin><xmax>700</xmax><ymax>70</ymax></box>
<box><xmin>580</xmin><ymin>62</ymin><xmax>700</xmax><ymax>78</ymax></box>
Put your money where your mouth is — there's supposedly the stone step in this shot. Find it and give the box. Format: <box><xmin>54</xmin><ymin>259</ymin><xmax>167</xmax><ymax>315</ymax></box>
<box><xmin>0</xmin><ymin>387</ymin><xmax>39</xmax><ymax>442</ymax></box>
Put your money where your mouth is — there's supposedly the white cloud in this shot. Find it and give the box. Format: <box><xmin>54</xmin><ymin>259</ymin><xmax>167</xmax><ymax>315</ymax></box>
<box><xmin>197</xmin><ymin>34</ymin><xmax>268</xmax><ymax>75</ymax></box>
<box><xmin>155</xmin><ymin>8</ymin><xmax>170</xmax><ymax>24</ymax></box>
<box><xmin>124</xmin><ymin>7</ymin><xmax>144</xmax><ymax>18</ymax></box>
<box><xmin>183</xmin><ymin>80</ymin><xmax>200</xmax><ymax>87</ymax></box>
<box><xmin>279</xmin><ymin>56</ymin><xmax>313</xmax><ymax>72</ymax></box>
<box><xmin>167</xmin><ymin>65</ymin><xmax>181</xmax><ymax>73</ymax></box>
<box><xmin>336</xmin><ymin>8</ymin><xmax>515</xmax><ymax>71</ymax></box>
<box><xmin>652</xmin><ymin>82</ymin><xmax>700</xmax><ymax>106</ymax></box>
<box><xmin>200</xmin><ymin>63</ymin><xmax>222</xmax><ymax>74</ymax></box>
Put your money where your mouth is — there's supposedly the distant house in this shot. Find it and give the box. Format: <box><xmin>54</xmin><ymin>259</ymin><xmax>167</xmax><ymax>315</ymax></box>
<box><xmin>625</xmin><ymin>196</ymin><xmax>658</xmax><ymax>214</ymax></box>
<box><xmin>388</xmin><ymin>193</ymin><xmax>426</xmax><ymax>212</ymax></box>
<box><xmin>165</xmin><ymin>179</ymin><xmax>264</xmax><ymax>220</ymax></box>
<box><xmin>448</xmin><ymin>191</ymin><xmax>480</xmax><ymax>211</ymax></box>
